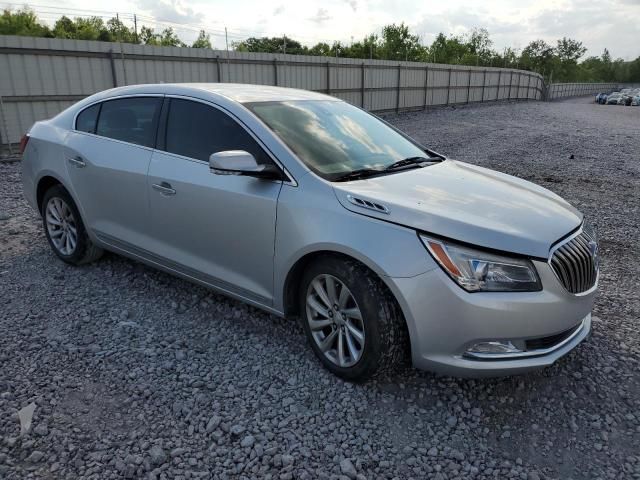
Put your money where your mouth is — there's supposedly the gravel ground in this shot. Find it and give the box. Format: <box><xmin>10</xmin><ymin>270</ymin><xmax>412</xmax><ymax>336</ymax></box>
<box><xmin>1</xmin><ymin>97</ymin><xmax>639</xmax><ymax>480</ymax></box>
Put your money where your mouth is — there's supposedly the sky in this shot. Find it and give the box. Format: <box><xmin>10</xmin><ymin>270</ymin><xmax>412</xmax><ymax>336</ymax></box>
<box><xmin>7</xmin><ymin>0</ymin><xmax>640</xmax><ymax>60</ymax></box>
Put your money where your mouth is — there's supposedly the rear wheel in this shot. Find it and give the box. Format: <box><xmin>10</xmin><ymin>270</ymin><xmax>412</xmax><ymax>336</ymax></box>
<box><xmin>41</xmin><ymin>185</ymin><xmax>103</xmax><ymax>265</ymax></box>
<box><xmin>300</xmin><ymin>256</ymin><xmax>409</xmax><ymax>381</ymax></box>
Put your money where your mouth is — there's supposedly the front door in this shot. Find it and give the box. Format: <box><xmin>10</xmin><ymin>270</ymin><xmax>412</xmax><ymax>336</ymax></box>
<box><xmin>146</xmin><ymin>98</ymin><xmax>283</xmax><ymax>305</ymax></box>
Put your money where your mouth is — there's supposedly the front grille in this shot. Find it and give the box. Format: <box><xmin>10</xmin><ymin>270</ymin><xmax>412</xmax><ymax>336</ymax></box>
<box><xmin>549</xmin><ymin>227</ymin><xmax>598</xmax><ymax>294</ymax></box>
<box><xmin>525</xmin><ymin>323</ymin><xmax>581</xmax><ymax>351</ymax></box>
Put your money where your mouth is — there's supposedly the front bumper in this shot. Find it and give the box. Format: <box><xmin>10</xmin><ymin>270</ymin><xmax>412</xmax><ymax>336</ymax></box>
<box><xmin>386</xmin><ymin>260</ymin><xmax>596</xmax><ymax>377</ymax></box>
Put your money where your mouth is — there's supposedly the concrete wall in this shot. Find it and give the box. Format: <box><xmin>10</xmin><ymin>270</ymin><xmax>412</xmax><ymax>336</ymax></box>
<box><xmin>0</xmin><ymin>35</ymin><xmax>545</xmax><ymax>145</ymax></box>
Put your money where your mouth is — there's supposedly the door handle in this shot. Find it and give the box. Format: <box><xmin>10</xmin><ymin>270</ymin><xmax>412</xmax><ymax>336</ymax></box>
<box><xmin>152</xmin><ymin>182</ymin><xmax>176</xmax><ymax>196</ymax></box>
<box><xmin>67</xmin><ymin>156</ymin><xmax>86</xmax><ymax>168</ymax></box>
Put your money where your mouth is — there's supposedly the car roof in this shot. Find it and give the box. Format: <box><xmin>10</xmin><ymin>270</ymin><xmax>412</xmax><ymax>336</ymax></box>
<box><xmin>97</xmin><ymin>83</ymin><xmax>337</xmax><ymax>104</ymax></box>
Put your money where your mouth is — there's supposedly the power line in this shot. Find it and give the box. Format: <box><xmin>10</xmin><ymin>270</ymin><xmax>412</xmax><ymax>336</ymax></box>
<box><xmin>0</xmin><ymin>2</ymin><xmax>341</xmax><ymax>45</ymax></box>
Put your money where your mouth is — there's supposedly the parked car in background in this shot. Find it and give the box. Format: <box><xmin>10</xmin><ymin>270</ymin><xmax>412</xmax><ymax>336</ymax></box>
<box><xmin>606</xmin><ymin>93</ymin><xmax>622</xmax><ymax>105</ymax></box>
<box><xmin>619</xmin><ymin>95</ymin><xmax>633</xmax><ymax>106</ymax></box>
<box><xmin>20</xmin><ymin>84</ymin><xmax>598</xmax><ymax>380</ymax></box>
<box><xmin>632</xmin><ymin>95</ymin><xmax>640</xmax><ymax>106</ymax></box>
<box><xmin>595</xmin><ymin>93</ymin><xmax>607</xmax><ymax>104</ymax></box>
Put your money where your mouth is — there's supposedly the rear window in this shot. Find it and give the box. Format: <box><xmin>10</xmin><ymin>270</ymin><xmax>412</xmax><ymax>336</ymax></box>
<box><xmin>95</xmin><ymin>97</ymin><xmax>162</xmax><ymax>148</ymax></box>
<box><xmin>75</xmin><ymin>103</ymin><xmax>100</xmax><ymax>134</ymax></box>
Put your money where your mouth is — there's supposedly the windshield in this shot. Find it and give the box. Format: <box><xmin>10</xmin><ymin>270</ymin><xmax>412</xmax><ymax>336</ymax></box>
<box><xmin>246</xmin><ymin>100</ymin><xmax>432</xmax><ymax>180</ymax></box>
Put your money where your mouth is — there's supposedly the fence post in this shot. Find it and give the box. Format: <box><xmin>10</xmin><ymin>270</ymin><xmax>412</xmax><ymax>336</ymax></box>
<box><xmin>326</xmin><ymin>62</ymin><xmax>331</xmax><ymax>95</ymax></box>
<box><xmin>508</xmin><ymin>71</ymin><xmax>513</xmax><ymax>100</ymax></box>
<box><xmin>108</xmin><ymin>49</ymin><xmax>118</xmax><ymax>87</ymax></box>
<box><xmin>526</xmin><ymin>74</ymin><xmax>531</xmax><ymax>100</ymax></box>
<box><xmin>496</xmin><ymin>70</ymin><xmax>501</xmax><ymax>101</ymax></box>
<box><xmin>361</xmin><ymin>63</ymin><xmax>366</xmax><ymax>108</ymax></box>
<box><xmin>215</xmin><ymin>56</ymin><xmax>221</xmax><ymax>82</ymax></box>
<box><xmin>446</xmin><ymin>68</ymin><xmax>452</xmax><ymax>105</ymax></box>
<box><xmin>396</xmin><ymin>64</ymin><xmax>402</xmax><ymax>113</ymax></box>
<box><xmin>118</xmin><ymin>44</ymin><xmax>127</xmax><ymax>86</ymax></box>
<box><xmin>273</xmin><ymin>58</ymin><xmax>278</xmax><ymax>86</ymax></box>
<box><xmin>481</xmin><ymin>69</ymin><xmax>487</xmax><ymax>102</ymax></box>
<box><xmin>466</xmin><ymin>69</ymin><xmax>472</xmax><ymax>103</ymax></box>
<box><xmin>0</xmin><ymin>95</ymin><xmax>14</xmax><ymax>156</ymax></box>
<box><xmin>423</xmin><ymin>66</ymin><xmax>429</xmax><ymax>109</ymax></box>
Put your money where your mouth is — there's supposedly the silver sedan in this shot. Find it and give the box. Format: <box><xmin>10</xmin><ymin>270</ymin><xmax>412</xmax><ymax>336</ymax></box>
<box><xmin>20</xmin><ymin>83</ymin><xmax>598</xmax><ymax>380</ymax></box>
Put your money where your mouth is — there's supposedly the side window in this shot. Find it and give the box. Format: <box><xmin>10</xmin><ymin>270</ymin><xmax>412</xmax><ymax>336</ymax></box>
<box><xmin>96</xmin><ymin>97</ymin><xmax>162</xmax><ymax>148</ymax></box>
<box><xmin>75</xmin><ymin>103</ymin><xmax>100</xmax><ymax>133</ymax></box>
<box><xmin>164</xmin><ymin>99</ymin><xmax>270</xmax><ymax>164</ymax></box>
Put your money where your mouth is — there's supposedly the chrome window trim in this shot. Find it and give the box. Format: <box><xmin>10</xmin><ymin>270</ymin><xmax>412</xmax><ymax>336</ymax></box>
<box><xmin>72</xmin><ymin>93</ymin><xmax>165</xmax><ymax>133</ymax></box>
<box><xmin>547</xmin><ymin>223</ymin><xmax>599</xmax><ymax>297</ymax></box>
<box><xmin>70</xmin><ymin>130</ymin><xmax>156</xmax><ymax>152</ymax></box>
<box><xmin>163</xmin><ymin>94</ymin><xmax>297</xmax><ymax>187</ymax></box>
<box><xmin>70</xmin><ymin>92</ymin><xmax>297</xmax><ymax>186</ymax></box>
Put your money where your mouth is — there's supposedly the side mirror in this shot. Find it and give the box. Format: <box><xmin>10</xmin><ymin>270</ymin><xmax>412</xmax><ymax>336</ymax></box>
<box><xmin>209</xmin><ymin>150</ymin><xmax>282</xmax><ymax>180</ymax></box>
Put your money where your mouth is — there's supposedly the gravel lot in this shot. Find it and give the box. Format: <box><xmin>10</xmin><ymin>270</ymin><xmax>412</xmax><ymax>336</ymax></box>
<box><xmin>1</xmin><ymin>97</ymin><xmax>639</xmax><ymax>480</ymax></box>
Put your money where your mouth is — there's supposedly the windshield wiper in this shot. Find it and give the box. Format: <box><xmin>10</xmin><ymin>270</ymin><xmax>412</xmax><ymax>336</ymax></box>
<box><xmin>332</xmin><ymin>156</ymin><xmax>442</xmax><ymax>182</ymax></box>
<box><xmin>384</xmin><ymin>156</ymin><xmax>440</xmax><ymax>171</ymax></box>
<box><xmin>332</xmin><ymin>168</ymin><xmax>384</xmax><ymax>182</ymax></box>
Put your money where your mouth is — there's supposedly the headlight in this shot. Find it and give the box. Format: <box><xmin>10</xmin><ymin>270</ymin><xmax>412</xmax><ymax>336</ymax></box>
<box><xmin>419</xmin><ymin>235</ymin><xmax>541</xmax><ymax>292</ymax></box>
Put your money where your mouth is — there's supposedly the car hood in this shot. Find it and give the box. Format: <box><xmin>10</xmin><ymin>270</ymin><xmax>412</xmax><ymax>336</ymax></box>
<box><xmin>332</xmin><ymin>160</ymin><xmax>582</xmax><ymax>259</ymax></box>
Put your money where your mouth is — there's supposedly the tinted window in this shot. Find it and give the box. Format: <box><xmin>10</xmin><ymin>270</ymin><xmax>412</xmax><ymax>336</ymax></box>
<box><xmin>164</xmin><ymin>99</ymin><xmax>269</xmax><ymax>164</ymax></box>
<box><xmin>96</xmin><ymin>97</ymin><xmax>161</xmax><ymax>147</ymax></box>
<box><xmin>247</xmin><ymin>100</ymin><xmax>428</xmax><ymax>180</ymax></box>
<box><xmin>76</xmin><ymin>103</ymin><xmax>100</xmax><ymax>133</ymax></box>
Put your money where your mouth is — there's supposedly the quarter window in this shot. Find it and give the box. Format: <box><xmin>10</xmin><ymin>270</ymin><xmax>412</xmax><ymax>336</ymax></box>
<box><xmin>95</xmin><ymin>97</ymin><xmax>162</xmax><ymax>148</ymax></box>
<box><xmin>164</xmin><ymin>99</ymin><xmax>269</xmax><ymax>164</ymax></box>
<box><xmin>75</xmin><ymin>103</ymin><xmax>100</xmax><ymax>134</ymax></box>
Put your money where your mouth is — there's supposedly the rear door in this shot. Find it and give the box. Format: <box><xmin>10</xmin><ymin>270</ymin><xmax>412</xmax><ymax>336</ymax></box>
<box><xmin>65</xmin><ymin>96</ymin><xmax>162</xmax><ymax>248</ymax></box>
<box><xmin>146</xmin><ymin>97</ymin><xmax>283</xmax><ymax>305</ymax></box>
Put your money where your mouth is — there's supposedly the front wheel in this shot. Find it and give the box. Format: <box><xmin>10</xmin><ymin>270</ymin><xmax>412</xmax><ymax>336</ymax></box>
<box><xmin>300</xmin><ymin>256</ymin><xmax>409</xmax><ymax>381</ymax></box>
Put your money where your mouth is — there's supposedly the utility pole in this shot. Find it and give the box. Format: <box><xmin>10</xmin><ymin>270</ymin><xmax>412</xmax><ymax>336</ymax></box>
<box><xmin>225</xmin><ymin>27</ymin><xmax>230</xmax><ymax>82</ymax></box>
<box><xmin>134</xmin><ymin>14</ymin><xmax>138</xmax><ymax>43</ymax></box>
<box><xmin>283</xmin><ymin>35</ymin><xmax>286</xmax><ymax>54</ymax></box>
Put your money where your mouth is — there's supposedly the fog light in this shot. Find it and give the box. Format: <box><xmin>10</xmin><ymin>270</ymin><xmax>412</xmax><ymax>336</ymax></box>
<box><xmin>467</xmin><ymin>341</ymin><xmax>523</xmax><ymax>355</ymax></box>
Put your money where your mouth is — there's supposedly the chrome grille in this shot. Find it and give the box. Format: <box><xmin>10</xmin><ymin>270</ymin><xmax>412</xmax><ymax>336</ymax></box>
<box><xmin>549</xmin><ymin>227</ymin><xmax>598</xmax><ymax>294</ymax></box>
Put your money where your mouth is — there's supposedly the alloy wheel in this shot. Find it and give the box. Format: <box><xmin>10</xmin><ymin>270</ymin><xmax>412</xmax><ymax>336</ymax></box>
<box><xmin>305</xmin><ymin>274</ymin><xmax>365</xmax><ymax>368</ymax></box>
<box><xmin>45</xmin><ymin>197</ymin><xmax>78</xmax><ymax>256</ymax></box>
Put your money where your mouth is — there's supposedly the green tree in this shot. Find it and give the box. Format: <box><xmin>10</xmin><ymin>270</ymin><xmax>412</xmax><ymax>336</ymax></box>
<box><xmin>380</xmin><ymin>23</ymin><xmax>427</xmax><ymax>61</ymax></box>
<box><xmin>464</xmin><ymin>28</ymin><xmax>493</xmax><ymax>65</ymax></box>
<box><xmin>308</xmin><ymin>42</ymin><xmax>332</xmax><ymax>56</ymax></box>
<box><xmin>554</xmin><ymin>37</ymin><xmax>587</xmax><ymax>81</ymax></box>
<box><xmin>139</xmin><ymin>26</ymin><xmax>158</xmax><ymax>45</ymax></box>
<box><xmin>234</xmin><ymin>36</ymin><xmax>307</xmax><ymax>54</ymax></box>
<box><xmin>0</xmin><ymin>8</ymin><xmax>51</xmax><ymax>37</ymax></box>
<box><xmin>140</xmin><ymin>26</ymin><xmax>186</xmax><ymax>47</ymax></box>
<box><xmin>520</xmin><ymin>40</ymin><xmax>556</xmax><ymax>77</ymax></box>
<box><xmin>428</xmin><ymin>33</ymin><xmax>469</xmax><ymax>64</ymax></box>
<box><xmin>192</xmin><ymin>30</ymin><xmax>212</xmax><ymax>49</ymax></box>
<box><xmin>342</xmin><ymin>34</ymin><xmax>380</xmax><ymax>59</ymax></box>
<box><xmin>106</xmin><ymin>17</ymin><xmax>136</xmax><ymax>43</ymax></box>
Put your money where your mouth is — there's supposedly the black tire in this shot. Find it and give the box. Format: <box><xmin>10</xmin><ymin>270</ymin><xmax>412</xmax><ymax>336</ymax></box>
<box><xmin>299</xmin><ymin>255</ymin><xmax>409</xmax><ymax>381</ymax></box>
<box><xmin>41</xmin><ymin>185</ymin><xmax>103</xmax><ymax>265</ymax></box>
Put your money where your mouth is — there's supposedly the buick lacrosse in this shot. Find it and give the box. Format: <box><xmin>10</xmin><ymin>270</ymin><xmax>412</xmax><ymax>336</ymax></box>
<box><xmin>21</xmin><ymin>83</ymin><xmax>598</xmax><ymax>380</ymax></box>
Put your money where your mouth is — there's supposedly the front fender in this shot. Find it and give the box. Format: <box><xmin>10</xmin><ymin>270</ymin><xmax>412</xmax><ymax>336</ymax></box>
<box><xmin>272</xmin><ymin>180</ymin><xmax>438</xmax><ymax>313</ymax></box>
